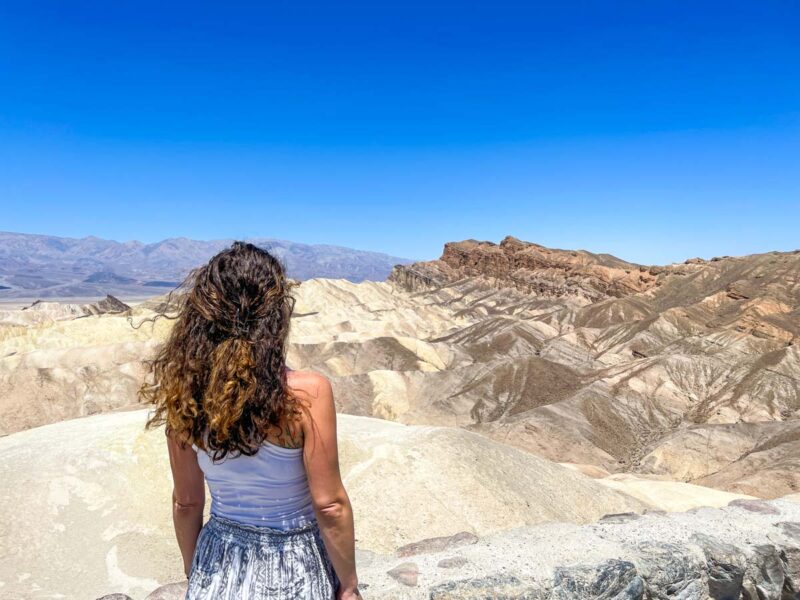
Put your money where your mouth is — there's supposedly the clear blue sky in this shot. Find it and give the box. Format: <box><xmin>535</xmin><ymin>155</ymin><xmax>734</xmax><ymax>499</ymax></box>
<box><xmin>1</xmin><ymin>1</ymin><xmax>798</xmax><ymax>264</ymax></box>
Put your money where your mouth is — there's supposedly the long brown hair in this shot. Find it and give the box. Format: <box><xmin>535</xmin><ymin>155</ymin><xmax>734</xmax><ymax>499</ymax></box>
<box><xmin>136</xmin><ymin>241</ymin><xmax>303</xmax><ymax>461</ymax></box>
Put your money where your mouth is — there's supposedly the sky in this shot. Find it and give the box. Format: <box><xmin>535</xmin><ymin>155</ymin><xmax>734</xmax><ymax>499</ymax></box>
<box><xmin>0</xmin><ymin>1</ymin><xmax>798</xmax><ymax>265</ymax></box>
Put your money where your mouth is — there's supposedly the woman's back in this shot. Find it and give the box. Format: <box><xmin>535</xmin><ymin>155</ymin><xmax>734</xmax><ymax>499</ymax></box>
<box><xmin>193</xmin><ymin>437</ymin><xmax>317</xmax><ymax>530</ymax></box>
<box><xmin>141</xmin><ymin>242</ymin><xmax>359</xmax><ymax>598</ymax></box>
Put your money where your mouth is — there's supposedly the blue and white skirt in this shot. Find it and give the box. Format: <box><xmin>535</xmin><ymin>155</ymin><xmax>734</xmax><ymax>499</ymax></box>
<box><xmin>186</xmin><ymin>514</ymin><xmax>340</xmax><ymax>599</ymax></box>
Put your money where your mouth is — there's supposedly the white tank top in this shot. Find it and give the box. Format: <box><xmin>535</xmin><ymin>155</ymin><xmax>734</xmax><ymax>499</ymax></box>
<box><xmin>193</xmin><ymin>436</ymin><xmax>317</xmax><ymax>530</ymax></box>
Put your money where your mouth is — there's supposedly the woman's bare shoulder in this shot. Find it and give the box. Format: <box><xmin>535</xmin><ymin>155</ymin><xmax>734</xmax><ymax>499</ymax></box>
<box><xmin>286</xmin><ymin>369</ymin><xmax>336</xmax><ymax>438</ymax></box>
<box><xmin>286</xmin><ymin>368</ymin><xmax>332</xmax><ymax>402</ymax></box>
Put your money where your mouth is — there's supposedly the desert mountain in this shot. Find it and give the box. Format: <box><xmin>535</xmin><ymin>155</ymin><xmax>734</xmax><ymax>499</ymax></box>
<box><xmin>385</xmin><ymin>236</ymin><xmax>800</xmax><ymax>498</ymax></box>
<box><xmin>0</xmin><ymin>231</ymin><xmax>413</xmax><ymax>298</ymax></box>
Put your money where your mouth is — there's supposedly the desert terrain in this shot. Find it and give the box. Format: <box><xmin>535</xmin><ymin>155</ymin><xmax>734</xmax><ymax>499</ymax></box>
<box><xmin>1</xmin><ymin>236</ymin><xmax>798</xmax><ymax>598</ymax></box>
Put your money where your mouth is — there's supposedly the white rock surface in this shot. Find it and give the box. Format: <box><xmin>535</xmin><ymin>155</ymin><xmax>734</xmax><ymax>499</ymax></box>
<box><xmin>0</xmin><ymin>408</ymin><xmax>654</xmax><ymax>599</ymax></box>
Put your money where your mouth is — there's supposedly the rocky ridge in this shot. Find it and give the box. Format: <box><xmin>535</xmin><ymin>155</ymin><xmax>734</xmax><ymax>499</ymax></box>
<box><xmin>391</xmin><ymin>236</ymin><xmax>660</xmax><ymax>301</ymax></box>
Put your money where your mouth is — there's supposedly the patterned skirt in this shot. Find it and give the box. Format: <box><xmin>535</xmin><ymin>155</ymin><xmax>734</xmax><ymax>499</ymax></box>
<box><xmin>186</xmin><ymin>514</ymin><xmax>340</xmax><ymax>599</ymax></box>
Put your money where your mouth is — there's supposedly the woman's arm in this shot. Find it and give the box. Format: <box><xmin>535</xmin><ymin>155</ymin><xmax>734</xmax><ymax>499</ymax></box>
<box><xmin>166</xmin><ymin>429</ymin><xmax>206</xmax><ymax>577</ymax></box>
<box><xmin>300</xmin><ymin>373</ymin><xmax>360</xmax><ymax>598</ymax></box>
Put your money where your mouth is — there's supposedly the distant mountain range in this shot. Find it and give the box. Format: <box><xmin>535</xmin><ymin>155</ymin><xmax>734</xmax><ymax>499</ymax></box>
<box><xmin>0</xmin><ymin>231</ymin><xmax>415</xmax><ymax>299</ymax></box>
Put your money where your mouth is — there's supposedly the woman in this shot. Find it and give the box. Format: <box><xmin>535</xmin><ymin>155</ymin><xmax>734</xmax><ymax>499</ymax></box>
<box><xmin>138</xmin><ymin>241</ymin><xmax>361</xmax><ymax>599</ymax></box>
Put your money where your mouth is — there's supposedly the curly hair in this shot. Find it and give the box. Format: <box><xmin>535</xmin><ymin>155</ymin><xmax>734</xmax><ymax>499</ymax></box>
<box><xmin>135</xmin><ymin>241</ymin><xmax>304</xmax><ymax>461</ymax></box>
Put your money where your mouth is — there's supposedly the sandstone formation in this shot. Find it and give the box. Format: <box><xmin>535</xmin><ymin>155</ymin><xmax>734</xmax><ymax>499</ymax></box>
<box><xmin>387</xmin><ymin>237</ymin><xmax>800</xmax><ymax>498</ymax></box>
<box><xmin>0</xmin><ymin>298</ymin><xmax>171</xmax><ymax>435</ymax></box>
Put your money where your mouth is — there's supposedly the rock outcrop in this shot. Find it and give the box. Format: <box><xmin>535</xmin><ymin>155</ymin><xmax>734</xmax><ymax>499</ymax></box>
<box><xmin>389</xmin><ymin>236</ymin><xmax>659</xmax><ymax>301</ymax></box>
<box><xmin>361</xmin><ymin>497</ymin><xmax>800</xmax><ymax>598</ymax></box>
